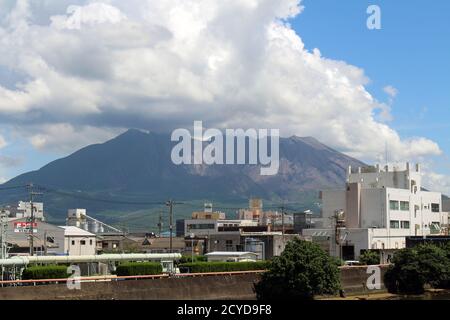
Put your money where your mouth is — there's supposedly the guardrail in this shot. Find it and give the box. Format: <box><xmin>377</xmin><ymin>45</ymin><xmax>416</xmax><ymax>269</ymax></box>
<box><xmin>0</xmin><ymin>270</ymin><xmax>266</xmax><ymax>286</ymax></box>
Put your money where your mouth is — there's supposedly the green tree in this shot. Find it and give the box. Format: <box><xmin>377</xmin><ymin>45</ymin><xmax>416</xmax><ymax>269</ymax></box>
<box><xmin>384</xmin><ymin>248</ymin><xmax>426</xmax><ymax>294</ymax></box>
<box><xmin>359</xmin><ymin>250</ymin><xmax>380</xmax><ymax>265</ymax></box>
<box><xmin>254</xmin><ymin>239</ymin><xmax>341</xmax><ymax>300</ymax></box>
<box><xmin>384</xmin><ymin>243</ymin><xmax>449</xmax><ymax>294</ymax></box>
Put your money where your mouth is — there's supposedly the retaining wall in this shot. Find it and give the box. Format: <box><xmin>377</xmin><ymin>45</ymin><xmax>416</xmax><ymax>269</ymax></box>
<box><xmin>0</xmin><ymin>265</ymin><xmax>389</xmax><ymax>300</ymax></box>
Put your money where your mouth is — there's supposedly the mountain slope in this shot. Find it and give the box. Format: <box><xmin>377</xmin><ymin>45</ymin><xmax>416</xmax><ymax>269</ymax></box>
<box><xmin>0</xmin><ymin>129</ymin><xmax>365</xmax><ymax>220</ymax></box>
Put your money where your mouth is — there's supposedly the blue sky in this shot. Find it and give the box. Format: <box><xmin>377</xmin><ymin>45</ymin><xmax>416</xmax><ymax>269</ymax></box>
<box><xmin>0</xmin><ymin>0</ymin><xmax>449</xmax><ymax>193</ymax></box>
<box><xmin>292</xmin><ymin>0</ymin><xmax>450</xmax><ymax>173</ymax></box>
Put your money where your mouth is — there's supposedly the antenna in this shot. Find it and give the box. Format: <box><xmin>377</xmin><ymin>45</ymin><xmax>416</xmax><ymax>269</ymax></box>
<box><xmin>385</xmin><ymin>141</ymin><xmax>388</xmax><ymax>167</ymax></box>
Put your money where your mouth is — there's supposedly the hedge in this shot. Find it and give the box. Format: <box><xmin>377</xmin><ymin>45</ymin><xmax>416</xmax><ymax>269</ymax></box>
<box><xmin>22</xmin><ymin>265</ymin><xmax>69</xmax><ymax>280</ymax></box>
<box><xmin>178</xmin><ymin>255</ymin><xmax>207</xmax><ymax>264</ymax></box>
<box><xmin>179</xmin><ymin>261</ymin><xmax>270</xmax><ymax>273</ymax></box>
<box><xmin>115</xmin><ymin>262</ymin><xmax>163</xmax><ymax>276</ymax></box>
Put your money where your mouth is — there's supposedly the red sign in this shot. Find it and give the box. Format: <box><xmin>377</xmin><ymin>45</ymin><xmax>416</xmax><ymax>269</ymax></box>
<box><xmin>14</xmin><ymin>222</ymin><xmax>38</xmax><ymax>233</ymax></box>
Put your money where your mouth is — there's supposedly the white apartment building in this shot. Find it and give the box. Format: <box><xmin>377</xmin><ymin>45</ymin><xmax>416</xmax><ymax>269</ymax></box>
<box><xmin>184</xmin><ymin>219</ymin><xmax>258</xmax><ymax>237</ymax></box>
<box><xmin>12</xmin><ymin>201</ymin><xmax>44</xmax><ymax>220</ymax></box>
<box><xmin>303</xmin><ymin>163</ymin><xmax>449</xmax><ymax>262</ymax></box>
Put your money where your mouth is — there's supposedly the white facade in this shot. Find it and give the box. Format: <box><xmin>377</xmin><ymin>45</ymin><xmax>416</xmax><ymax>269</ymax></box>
<box><xmin>15</xmin><ymin>201</ymin><xmax>44</xmax><ymax>220</ymax></box>
<box><xmin>205</xmin><ymin>251</ymin><xmax>258</xmax><ymax>262</ymax></box>
<box><xmin>61</xmin><ymin>226</ymin><xmax>97</xmax><ymax>256</ymax></box>
<box><xmin>184</xmin><ymin>219</ymin><xmax>257</xmax><ymax>237</ymax></box>
<box><xmin>305</xmin><ymin>163</ymin><xmax>448</xmax><ymax>260</ymax></box>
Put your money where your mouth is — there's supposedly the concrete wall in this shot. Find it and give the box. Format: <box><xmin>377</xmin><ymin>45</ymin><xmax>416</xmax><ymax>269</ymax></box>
<box><xmin>0</xmin><ymin>274</ymin><xmax>261</xmax><ymax>300</ymax></box>
<box><xmin>0</xmin><ymin>266</ymin><xmax>389</xmax><ymax>300</ymax></box>
<box><xmin>340</xmin><ymin>265</ymin><xmax>389</xmax><ymax>295</ymax></box>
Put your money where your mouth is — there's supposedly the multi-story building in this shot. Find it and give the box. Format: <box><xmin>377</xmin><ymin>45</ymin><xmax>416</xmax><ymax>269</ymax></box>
<box><xmin>8</xmin><ymin>201</ymin><xmax>44</xmax><ymax>221</ymax></box>
<box><xmin>303</xmin><ymin>163</ymin><xmax>449</xmax><ymax>262</ymax></box>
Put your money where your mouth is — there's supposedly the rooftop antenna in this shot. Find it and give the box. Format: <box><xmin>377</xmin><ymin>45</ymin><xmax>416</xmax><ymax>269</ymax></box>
<box><xmin>385</xmin><ymin>141</ymin><xmax>389</xmax><ymax>167</ymax></box>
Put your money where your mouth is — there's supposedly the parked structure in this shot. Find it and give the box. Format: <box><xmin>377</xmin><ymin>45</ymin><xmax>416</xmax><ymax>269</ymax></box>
<box><xmin>205</xmin><ymin>251</ymin><xmax>258</xmax><ymax>262</ymax></box>
<box><xmin>303</xmin><ymin>163</ymin><xmax>449</xmax><ymax>262</ymax></box>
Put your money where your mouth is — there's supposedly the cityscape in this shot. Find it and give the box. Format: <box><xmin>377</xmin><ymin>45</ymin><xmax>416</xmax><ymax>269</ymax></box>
<box><xmin>0</xmin><ymin>0</ymin><xmax>449</xmax><ymax>313</ymax></box>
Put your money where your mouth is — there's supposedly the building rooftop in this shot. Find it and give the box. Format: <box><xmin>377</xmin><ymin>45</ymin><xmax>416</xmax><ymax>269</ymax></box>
<box><xmin>205</xmin><ymin>251</ymin><xmax>258</xmax><ymax>257</ymax></box>
<box><xmin>60</xmin><ymin>226</ymin><xmax>95</xmax><ymax>237</ymax></box>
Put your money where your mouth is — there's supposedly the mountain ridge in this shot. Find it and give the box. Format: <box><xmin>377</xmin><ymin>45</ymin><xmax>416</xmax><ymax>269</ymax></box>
<box><xmin>0</xmin><ymin>129</ymin><xmax>366</xmax><ymax>222</ymax></box>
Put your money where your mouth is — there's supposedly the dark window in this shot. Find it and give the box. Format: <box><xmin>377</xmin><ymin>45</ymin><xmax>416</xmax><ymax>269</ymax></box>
<box><xmin>390</xmin><ymin>220</ymin><xmax>400</xmax><ymax>229</ymax></box>
<box><xmin>90</xmin><ymin>239</ymin><xmax>93</xmax><ymax>245</ymax></box>
<box><xmin>431</xmin><ymin>203</ymin><xmax>440</xmax><ymax>212</ymax></box>
<box><xmin>389</xmin><ymin>201</ymin><xmax>399</xmax><ymax>210</ymax></box>
<box><xmin>80</xmin><ymin>240</ymin><xmax>86</xmax><ymax>245</ymax></box>
<box><xmin>400</xmin><ymin>201</ymin><xmax>410</xmax><ymax>211</ymax></box>
<box><xmin>71</xmin><ymin>240</ymin><xmax>75</xmax><ymax>245</ymax></box>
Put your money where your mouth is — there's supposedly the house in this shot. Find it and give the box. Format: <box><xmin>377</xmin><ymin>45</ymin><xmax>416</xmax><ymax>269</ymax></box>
<box><xmin>60</xmin><ymin>226</ymin><xmax>97</xmax><ymax>256</ymax></box>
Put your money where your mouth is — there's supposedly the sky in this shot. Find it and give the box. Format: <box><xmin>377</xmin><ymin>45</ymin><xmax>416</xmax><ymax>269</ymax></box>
<box><xmin>0</xmin><ymin>0</ymin><xmax>449</xmax><ymax>194</ymax></box>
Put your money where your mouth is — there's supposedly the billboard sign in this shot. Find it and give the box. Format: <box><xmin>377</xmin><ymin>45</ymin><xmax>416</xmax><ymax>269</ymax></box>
<box><xmin>14</xmin><ymin>222</ymin><xmax>38</xmax><ymax>233</ymax></box>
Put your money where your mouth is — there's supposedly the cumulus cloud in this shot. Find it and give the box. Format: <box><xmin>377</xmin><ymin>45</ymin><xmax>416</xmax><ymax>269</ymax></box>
<box><xmin>0</xmin><ymin>0</ymin><xmax>443</xmax><ymax>167</ymax></box>
<box><xmin>28</xmin><ymin>123</ymin><xmax>121</xmax><ymax>153</ymax></box>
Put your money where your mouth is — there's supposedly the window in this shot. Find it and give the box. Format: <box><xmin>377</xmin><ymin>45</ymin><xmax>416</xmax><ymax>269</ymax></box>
<box><xmin>46</xmin><ymin>236</ymin><xmax>55</xmax><ymax>244</ymax></box>
<box><xmin>225</xmin><ymin>240</ymin><xmax>233</xmax><ymax>251</ymax></box>
<box><xmin>71</xmin><ymin>240</ymin><xmax>75</xmax><ymax>245</ymax></box>
<box><xmin>90</xmin><ymin>239</ymin><xmax>93</xmax><ymax>245</ymax></box>
<box><xmin>390</xmin><ymin>201</ymin><xmax>399</xmax><ymax>210</ymax></box>
<box><xmin>400</xmin><ymin>201</ymin><xmax>410</xmax><ymax>211</ymax></box>
<box><xmin>187</xmin><ymin>223</ymin><xmax>215</xmax><ymax>230</ymax></box>
<box><xmin>390</xmin><ymin>220</ymin><xmax>400</xmax><ymax>229</ymax></box>
<box><xmin>401</xmin><ymin>221</ymin><xmax>410</xmax><ymax>229</ymax></box>
<box><xmin>80</xmin><ymin>240</ymin><xmax>86</xmax><ymax>245</ymax></box>
<box><xmin>431</xmin><ymin>203</ymin><xmax>440</xmax><ymax>213</ymax></box>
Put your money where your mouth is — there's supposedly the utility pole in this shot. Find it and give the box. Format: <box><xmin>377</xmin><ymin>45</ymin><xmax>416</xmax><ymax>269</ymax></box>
<box><xmin>157</xmin><ymin>211</ymin><xmax>163</xmax><ymax>237</ymax></box>
<box><xmin>165</xmin><ymin>200</ymin><xmax>183</xmax><ymax>253</ymax></box>
<box><xmin>279</xmin><ymin>202</ymin><xmax>286</xmax><ymax>238</ymax></box>
<box><xmin>166</xmin><ymin>200</ymin><xmax>174</xmax><ymax>253</ymax></box>
<box><xmin>27</xmin><ymin>184</ymin><xmax>42</xmax><ymax>256</ymax></box>
<box><xmin>0</xmin><ymin>208</ymin><xmax>8</xmax><ymax>260</ymax></box>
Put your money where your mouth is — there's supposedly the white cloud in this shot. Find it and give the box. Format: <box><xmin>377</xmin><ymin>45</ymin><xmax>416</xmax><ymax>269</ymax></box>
<box><xmin>28</xmin><ymin>123</ymin><xmax>121</xmax><ymax>153</ymax></box>
<box><xmin>0</xmin><ymin>0</ymin><xmax>443</xmax><ymax>166</ymax></box>
<box><xmin>384</xmin><ymin>85</ymin><xmax>398</xmax><ymax>98</ymax></box>
<box><xmin>422</xmin><ymin>167</ymin><xmax>450</xmax><ymax>196</ymax></box>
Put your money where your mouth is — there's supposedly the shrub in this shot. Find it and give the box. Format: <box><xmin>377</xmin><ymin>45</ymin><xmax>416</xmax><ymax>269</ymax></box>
<box><xmin>359</xmin><ymin>250</ymin><xmax>380</xmax><ymax>265</ymax></box>
<box><xmin>22</xmin><ymin>265</ymin><xmax>69</xmax><ymax>280</ymax></box>
<box><xmin>384</xmin><ymin>244</ymin><xmax>449</xmax><ymax>294</ymax></box>
<box><xmin>178</xmin><ymin>255</ymin><xmax>207</xmax><ymax>264</ymax></box>
<box><xmin>254</xmin><ymin>239</ymin><xmax>341</xmax><ymax>300</ymax></box>
<box><xmin>115</xmin><ymin>262</ymin><xmax>163</xmax><ymax>276</ymax></box>
<box><xmin>179</xmin><ymin>261</ymin><xmax>270</xmax><ymax>273</ymax></box>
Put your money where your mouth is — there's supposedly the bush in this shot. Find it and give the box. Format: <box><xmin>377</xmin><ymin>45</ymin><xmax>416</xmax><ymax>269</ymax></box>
<box><xmin>359</xmin><ymin>250</ymin><xmax>380</xmax><ymax>265</ymax></box>
<box><xmin>179</xmin><ymin>261</ymin><xmax>270</xmax><ymax>273</ymax></box>
<box><xmin>254</xmin><ymin>239</ymin><xmax>341</xmax><ymax>300</ymax></box>
<box><xmin>115</xmin><ymin>262</ymin><xmax>163</xmax><ymax>276</ymax></box>
<box><xmin>384</xmin><ymin>244</ymin><xmax>450</xmax><ymax>294</ymax></box>
<box><xmin>22</xmin><ymin>265</ymin><xmax>69</xmax><ymax>280</ymax></box>
<box><xmin>178</xmin><ymin>255</ymin><xmax>207</xmax><ymax>264</ymax></box>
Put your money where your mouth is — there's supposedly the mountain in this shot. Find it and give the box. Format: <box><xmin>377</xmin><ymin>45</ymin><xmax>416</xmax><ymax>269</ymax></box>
<box><xmin>0</xmin><ymin>129</ymin><xmax>365</xmax><ymax>224</ymax></box>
